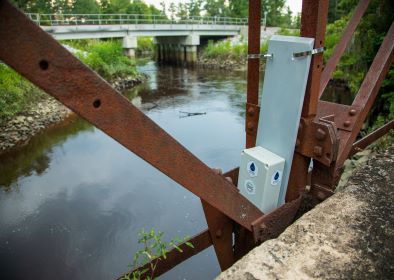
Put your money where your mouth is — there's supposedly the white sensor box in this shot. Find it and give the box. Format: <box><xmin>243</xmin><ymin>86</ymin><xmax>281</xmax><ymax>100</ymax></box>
<box><xmin>237</xmin><ymin>146</ymin><xmax>285</xmax><ymax>213</ymax></box>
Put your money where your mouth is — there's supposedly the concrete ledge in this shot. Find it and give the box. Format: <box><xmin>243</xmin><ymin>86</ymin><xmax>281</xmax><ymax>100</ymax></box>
<box><xmin>217</xmin><ymin>145</ymin><xmax>394</xmax><ymax>279</ymax></box>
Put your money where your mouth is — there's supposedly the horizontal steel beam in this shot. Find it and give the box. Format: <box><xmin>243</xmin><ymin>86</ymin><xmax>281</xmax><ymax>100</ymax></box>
<box><xmin>349</xmin><ymin>120</ymin><xmax>394</xmax><ymax>157</ymax></box>
<box><xmin>0</xmin><ymin>0</ymin><xmax>263</xmax><ymax>231</ymax></box>
<box><xmin>117</xmin><ymin>230</ymin><xmax>212</xmax><ymax>280</ymax></box>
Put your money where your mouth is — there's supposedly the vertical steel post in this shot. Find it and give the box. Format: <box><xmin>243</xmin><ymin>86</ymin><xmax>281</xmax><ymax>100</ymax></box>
<box><xmin>286</xmin><ymin>0</ymin><xmax>329</xmax><ymax>202</ymax></box>
<box><xmin>245</xmin><ymin>0</ymin><xmax>262</xmax><ymax>148</ymax></box>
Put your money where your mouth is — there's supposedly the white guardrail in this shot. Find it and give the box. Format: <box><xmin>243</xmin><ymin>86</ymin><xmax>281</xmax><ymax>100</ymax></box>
<box><xmin>26</xmin><ymin>13</ymin><xmax>249</xmax><ymax>26</ymax></box>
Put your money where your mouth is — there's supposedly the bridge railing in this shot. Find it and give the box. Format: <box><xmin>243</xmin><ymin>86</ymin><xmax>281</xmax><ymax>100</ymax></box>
<box><xmin>26</xmin><ymin>13</ymin><xmax>248</xmax><ymax>26</ymax></box>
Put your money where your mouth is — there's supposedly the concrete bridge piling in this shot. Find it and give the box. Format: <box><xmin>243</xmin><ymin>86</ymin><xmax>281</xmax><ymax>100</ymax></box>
<box><xmin>155</xmin><ymin>34</ymin><xmax>200</xmax><ymax>66</ymax></box>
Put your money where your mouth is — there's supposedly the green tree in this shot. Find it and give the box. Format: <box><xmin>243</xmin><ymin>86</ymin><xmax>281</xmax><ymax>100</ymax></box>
<box><xmin>126</xmin><ymin>0</ymin><xmax>150</xmax><ymax>15</ymax></box>
<box><xmin>177</xmin><ymin>3</ymin><xmax>188</xmax><ymax>19</ymax></box>
<box><xmin>105</xmin><ymin>0</ymin><xmax>130</xmax><ymax>13</ymax></box>
<box><xmin>71</xmin><ymin>0</ymin><xmax>100</xmax><ymax>14</ymax></box>
<box><xmin>148</xmin><ymin>4</ymin><xmax>162</xmax><ymax>16</ymax></box>
<box><xmin>228</xmin><ymin>0</ymin><xmax>248</xmax><ymax>18</ymax></box>
<box><xmin>282</xmin><ymin>6</ymin><xmax>292</xmax><ymax>28</ymax></box>
<box><xmin>204</xmin><ymin>0</ymin><xmax>228</xmax><ymax>17</ymax></box>
<box><xmin>325</xmin><ymin>0</ymin><xmax>394</xmax><ymax>128</ymax></box>
<box><xmin>168</xmin><ymin>2</ymin><xmax>176</xmax><ymax>20</ymax></box>
<box><xmin>262</xmin><ymin>0</ymin><xmax>286</xmax><ymax>26</ymax></box>
<box><xmin>187</xmin><ymin>0</ymin><xmax>202</xmax><ymax>17</ymax></box>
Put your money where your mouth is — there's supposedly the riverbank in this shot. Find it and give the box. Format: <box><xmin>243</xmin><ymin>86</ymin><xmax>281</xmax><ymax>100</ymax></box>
<box><xmin>0</xmin><ymin>75</ymin><xmax>147</xmax><ymax>155</ymax></box>
<box><xmin>197</xmin><ymin>56</ymin><xmax>247</xmax><ymax>72</ymax></box>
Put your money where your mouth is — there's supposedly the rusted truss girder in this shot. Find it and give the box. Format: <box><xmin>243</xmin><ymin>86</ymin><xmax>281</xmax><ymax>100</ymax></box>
<box><xmin>1</xmin><ymin>0</ymin><xmax>394</xmax><ymax>278</ymax></box>
<box><xmin>320</xmin><ymin>0</ymin><xmax>371</xmax><ymax>96</ymax></box>
<box><xmin>245</xmin><ymin>0</ymin><xmax>261</xmax><ymax>148</ymax></box>
<box><xmin>0</xmin><ymin>0</ymin><xmax>263</xmax><ymax>232</ymax></box>
<box><xmin>337</xmin><ymin>21</ymin><xmax>394</xmax><ymax>166</ymax></box>
<box><xmin>350</xmin><ymin>120</ymin><xmax>394</xmax><ymax>157</ymax></box>
<box><xmin>286</xmin><ymin>0</ymin><xmax>329</xmax><ymax>202</ymax></box>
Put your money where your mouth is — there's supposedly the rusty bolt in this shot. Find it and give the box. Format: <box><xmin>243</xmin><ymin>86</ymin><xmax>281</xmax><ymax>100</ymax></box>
<box><xmin>247</xmin><ymin>107</ymin><xmax>255</xmax><ymax>117</ymax></box>
<box><xmin>298</xmin><ymin>123</ymin><xmax>303</xmax><ymax>134</ymax></box>
<box><xmin>349</xmin><ymin>109</ymin><xmax>357</xmax><ymax>116</ymax></box>
<box><xmin>313</xmin><ymin>146</ymin><xmax>323</xmax><ymax>157</ymax></box>
<box><xmin>247</xmin><ymin>122</ymin><xmax>254</xmax><ymax>132</ymax></box>
<box><xmin>215</xmin><ymin>229</ymin><xmax>222</xmax><ymax>238</ymax></box>
<box><xmin>295</xmin><ymin>139</ymin><xmax>301</xmax><ymax>148</ymax></box>
<box><xmin>315</xmin><ymin>128</ymin><xmax>326</xmax><ymax>141</ymax></box>
<box><xmin>316</xmin><ymin>191</ymin><xmax>325</xmax><ymax>201</ymax></box>
<box><xmin>260</xmin><ymin>223</ymin><xmax>267</xmax><ymax>230</ymax></box>
<box><xmin>344</xmin><ymin>120</ymin><xmax>351</xmax><ymax>127</ymax></box>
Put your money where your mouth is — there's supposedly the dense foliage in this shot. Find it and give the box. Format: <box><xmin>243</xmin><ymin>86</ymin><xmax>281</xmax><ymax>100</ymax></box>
<box><xmin>71</xmin><ymin>40</ymin><xmax>138</xmax><ymax>81</ymax></box>
<box><xmin>0</xmin><ymin>64</ymin><xmax>44</xmax><ymax>124</ymax></box>
<box><xmin>0</xmin><ymin>39</ymin><xmax>139</xmax><ymax>123</ymax></box>
<box><xmin>201</xmin><ymin>28</ymin><xmax>297</xmax><ymax>63</ymax></box>
<box><xmin>325</xmin><ymin>0</ymin><xmax>394</xmax><ymax>129</ymax></box>
<box><xmin>11</xmin><ymin>0</ymin><xmax>298</xmax><ymax>28</ymax></box>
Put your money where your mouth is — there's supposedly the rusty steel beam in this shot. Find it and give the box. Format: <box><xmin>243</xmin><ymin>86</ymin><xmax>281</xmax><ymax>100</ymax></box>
<box><xmin>286</xmin><ymin>0</ymin><xmax>329</xmax><ymax>202</ymax></box>
<box><xmin>251</xmin><ymin>196</ymin><xmax>301</xmax><ymax>244</ymax></box>
<box><xmin>349</xmin><ymin>120</ymin><xmax>394</xmax><ymax>158</ymax></box>
<box><xmin>201</xmin><ymin>168</ymin><xmax>238</xmax><ymax>271</ymax></box>
<box><xmin>202</xmin><ymin>202</ymin><xmax>234</xmax><ymax>270</ymax></box>
<box><xmin>300</xmin><ymin>0</ymin><xmax>329</xmax><ymax>118</ymax></box>
<box><xmin>118</xmin><ymin>229</ymin><xmax>212</xmax><ymax>280</ymax></box>
<box><xmin>319</xmin><ymin>0</ymin><xmax>371</xmax><ymax>97</ymax></box>
<box><xmin>337</xmin><ymin>21</ymin><xmax>394</xmax><ymax>166</ymax></box>
<box><xmin>0</xmin><ymin>0</ymin><xmax>263</xmax><ymax>231</ymax></box>
<box><xmin>246</xmin><ymin>0</ymin><xmax>262</xmax><ymax>148</ymax></box>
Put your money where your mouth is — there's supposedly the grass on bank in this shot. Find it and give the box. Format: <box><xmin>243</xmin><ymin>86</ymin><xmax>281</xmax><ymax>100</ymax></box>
<box><xmin>68</xmin><ymin>39</ymin><xmax>139</xmax><ymax>82</ymax></box>
<box><xmin>0</xmin><ymin>39</ymin><xmax>140</xmax><ymax>124</ymax></box>
<box><xmin>0</xmin><ymin>64</ymin><xmax>44</xmax><ymax>124</ymax></box>
<box><xmin>202</xmin><ymin>28</ymin><xmax>299</xmax><ymax>62</ymax></box>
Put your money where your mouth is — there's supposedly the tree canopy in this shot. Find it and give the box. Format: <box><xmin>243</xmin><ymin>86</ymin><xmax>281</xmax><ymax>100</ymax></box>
<box><xmin>11</xmin><ymin>0</ymin><xmax>298</xmax><ymax>28</ymax></box>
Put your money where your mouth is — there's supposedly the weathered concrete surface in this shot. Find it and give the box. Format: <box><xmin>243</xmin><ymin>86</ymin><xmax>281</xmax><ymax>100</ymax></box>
<box><xmin>217</xmin><ymin>145</ymin><xmax>394</xmax><ymax>280</ymax></box>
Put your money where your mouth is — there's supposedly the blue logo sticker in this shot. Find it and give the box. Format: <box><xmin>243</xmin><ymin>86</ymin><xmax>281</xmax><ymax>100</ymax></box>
<box><xmin>247</xmin><ymin>161</ymin><xmax>258</xmax><ymax>177</ymax></box>
<box><xmin>271</xmin><ymin>170</ymin><xmax>282</xmax><ymax>185</ymax></box>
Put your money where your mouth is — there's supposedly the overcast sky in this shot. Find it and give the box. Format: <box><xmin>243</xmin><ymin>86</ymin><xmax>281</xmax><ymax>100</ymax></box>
<box><xmin>144</xmin><ymin>0</ymin><xmax>302</xmax><ymax>14</ymax></box>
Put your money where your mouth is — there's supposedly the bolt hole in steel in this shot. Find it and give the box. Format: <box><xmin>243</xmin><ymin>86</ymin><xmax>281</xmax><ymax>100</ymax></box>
<box><xmin>39</xmin><ymin>59</ymin><xmax>49</xmax><ymax>70</ymax></box>
<box><xmin>93</xmin><ymin>99</ymin><xmax>101</xmax><ymax>108</ymax></box>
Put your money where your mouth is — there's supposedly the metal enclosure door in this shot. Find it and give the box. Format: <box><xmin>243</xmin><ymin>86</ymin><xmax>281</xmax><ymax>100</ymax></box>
<box><xmin>256</xmin><ymin>35</ymin><xmax>314</xmax><ymax>205</ymax></box>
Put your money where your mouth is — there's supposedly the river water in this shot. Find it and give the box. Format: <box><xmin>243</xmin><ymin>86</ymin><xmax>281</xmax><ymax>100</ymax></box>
<box><xmin>0</xmin><ymin>61</ymin><xmax>251</xmax><ymax>279</ymax></box>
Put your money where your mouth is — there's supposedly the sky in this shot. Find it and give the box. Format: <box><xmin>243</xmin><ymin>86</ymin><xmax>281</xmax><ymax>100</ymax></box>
<box><xmin>144</xmin><ymin>0</ymin><xmax>302</xmax><ymax>14</ymax></box>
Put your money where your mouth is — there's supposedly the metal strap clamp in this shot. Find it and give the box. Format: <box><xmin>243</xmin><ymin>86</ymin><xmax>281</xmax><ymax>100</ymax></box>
<box><xmin>293</xmin><ymin>47</ymin><xmax>325</xmax><ymax>58</ymax></box>
<box><xmin>247</xmin><ymin>53</ymin><xmax>274</xmax><ymax>60</ymax></box>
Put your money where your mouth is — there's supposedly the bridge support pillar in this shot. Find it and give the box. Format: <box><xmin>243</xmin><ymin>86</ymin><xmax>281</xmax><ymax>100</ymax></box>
<box><xmin>185</xmin><ymin>45</ymin><xmax>197</xmax><ymax>66</ymax></box>
<box><xmin>155</xmin><ymin>33</ymin><xmax>199</xmax><ymax>66</ymax></box>
<box><xmin>122</xmin><ymin>35</ymin><xmax>137</xmax><ymax>58</ymax></box>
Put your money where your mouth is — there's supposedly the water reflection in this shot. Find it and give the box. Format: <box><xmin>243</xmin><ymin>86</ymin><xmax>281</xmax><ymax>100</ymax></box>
<box><xmin>0</xmin><ymin>118</ymin><xmax>93</xmax><ymax>188</ymax></box>
<box><xmin>0</xmin><ymin>61</ymin><xmax>250</xmax><ymax>280</ymax></box>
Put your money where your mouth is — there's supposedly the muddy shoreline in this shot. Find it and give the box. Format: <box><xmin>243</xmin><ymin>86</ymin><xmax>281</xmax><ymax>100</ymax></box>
<box><xmin>0</xmin><ymin>75</ymin><xmax>147</xmax><ymax>155</ymax></box>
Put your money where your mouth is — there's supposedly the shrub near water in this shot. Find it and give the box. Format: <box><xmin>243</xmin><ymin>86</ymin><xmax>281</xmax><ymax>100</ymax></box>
<box><xmin>203</xmin><ymin>40</ymin><xmax>268</xmax><ymax>62</ymax></box>
<box><xmin>0</xmin><ymin>64</ymin><xmax>44</xmax><ymax>124</ymax></box>
<box><xmin>75</xmin><ymin>40</ymin><xmax>138</xmax><ymax>82</ymax></box>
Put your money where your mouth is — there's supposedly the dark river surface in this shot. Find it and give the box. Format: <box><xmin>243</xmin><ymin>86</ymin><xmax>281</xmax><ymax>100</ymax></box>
<box><xmin>0</xmin><ymin>61</ymin><xmax>251</xmax><ymax>279</ymax></box>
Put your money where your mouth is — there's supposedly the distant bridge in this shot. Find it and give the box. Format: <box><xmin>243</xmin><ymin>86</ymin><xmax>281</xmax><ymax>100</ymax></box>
<box><xmin>27</xmin><ymin>13</ymin><xmax>249</xmax><ymax>63</ymax></box>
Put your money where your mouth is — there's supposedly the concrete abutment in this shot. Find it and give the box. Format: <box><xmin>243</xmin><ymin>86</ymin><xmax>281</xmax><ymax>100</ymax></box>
<box><xmin>155</xmin><ymin>34</ymin><xmax>199</xmax><ymax>66</ymax></box>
